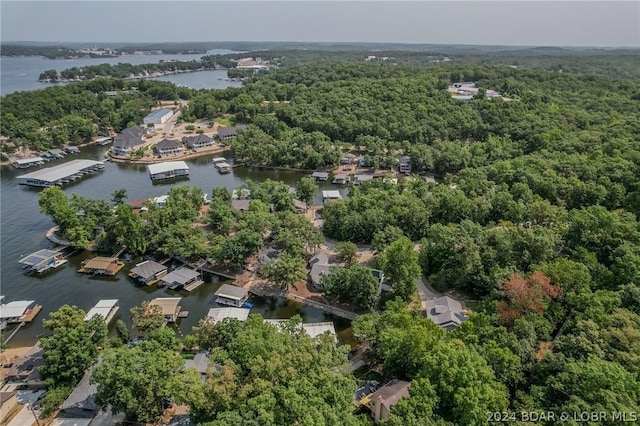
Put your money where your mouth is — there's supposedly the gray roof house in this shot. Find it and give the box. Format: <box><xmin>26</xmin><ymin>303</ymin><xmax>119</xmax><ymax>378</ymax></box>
<box><xmin>363</xmin><ymin>379</ymin><xmax>411</xmax><ymax>423</ymax></box>
<box><xmin>183</xmin><ymin>134</ymin><xmax>214</xmax><ymax>149</ymax></box>
<box><xmin>425</xmin><ymin>296</ymin><xmax>467</xmax><ymax>331</ymax></box>
<box><xmin>217</xmin><ymin>124</ymin><xmax>248</xmax><ymax>141</ymax></box>
<box><xmin>308</xmin><ymin>252</ymin><xmax>329</xmax><ymax>267</ymax></box>
<box><xmin>310</xmin><ymin>263</ymin><xmax>339</xmax><ymax>290</ymax></box>
<box><xmin>112</xmin><ymin>126</ymin><xmax>146</xmax><ymax>156</ymax></box>
<box><xmin>59</xmin><ymin>362</ymin><xmax>100</xmax><ymax>418</ymax></box>
<box><xmin>5</xmin><ymin>342</ymin><xmax>45</xmax><ymax>388</ymax></box>
<box><xmin>155</xmin><ymin>139</ymin><xmax>184</xmax><ymax>156</ymax></box>
<box><xmin>231</xmin><ymin>199</ymin><xmax>252</xmax><ymax>212</ymax></box>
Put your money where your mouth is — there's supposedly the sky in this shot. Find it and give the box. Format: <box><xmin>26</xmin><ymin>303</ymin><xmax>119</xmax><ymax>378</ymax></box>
<box><xmin>1</xmin><ymin>1</ymin><xmax>638</xmax><ymax>47</ymax></box>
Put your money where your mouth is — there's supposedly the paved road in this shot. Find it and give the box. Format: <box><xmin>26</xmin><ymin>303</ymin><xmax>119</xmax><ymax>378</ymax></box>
<box><xmin>417</xmin><ymin>276</ymin><xmax>442</xmax><ymax>301</ymax></box>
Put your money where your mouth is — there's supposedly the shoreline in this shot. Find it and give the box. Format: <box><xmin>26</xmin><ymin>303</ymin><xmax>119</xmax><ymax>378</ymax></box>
<box><xmin>106</xmin><ymin>144</ymin><xmax>232</xmax><ymax>164</ymax></box>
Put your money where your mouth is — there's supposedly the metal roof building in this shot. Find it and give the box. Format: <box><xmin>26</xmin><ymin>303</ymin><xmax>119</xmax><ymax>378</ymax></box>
<box><xmin>147</xmin><ymin>161</ymin><xmax>190</xmax><ymax>181</ymax></box>
<box><xmin>84</xmin><ymin>299</ymin><xmax>119</xmax><ymax>323</ymax></box>
<box><xmin>143</xmin><ymin>108</ymin><xmax>173</xmax><ymax>125</ymax></box>
<box><xmin>206</xmin><ymin>307</ymin><xmax>251</xmax><ymax>324</ymax></box>
<box><xmin>0</xmin><ymin>300</ymin><xmax>35</xmax><ymax>320</ymax></box>
<box><xmin>16</xmin><ymin>160</ymin><xmax>105</xmax><ymax>187</ymax></box>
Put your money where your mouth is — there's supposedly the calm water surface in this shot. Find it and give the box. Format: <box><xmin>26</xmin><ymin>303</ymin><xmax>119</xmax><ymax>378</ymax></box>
<box><xmin>1</xmin><ymin>50</ymin><xmax>242</xmax><ymax>95</ymax></box>
<box><xmin>0</xmin><ymin>146</ymin><xmax>353</xmax><ymax>347</ymax></box>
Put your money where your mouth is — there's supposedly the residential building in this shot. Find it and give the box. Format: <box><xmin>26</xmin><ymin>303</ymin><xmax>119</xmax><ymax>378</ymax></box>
<box><xmin>362</xmin><ymin>379</ymin><xmax>411</xmax><ymax>423</ymax></box>
<box><xmin>5</xmin><ymin>342</ymin><xmax>45</xmax><ymax>389</ymax></box>
<box><xmin>59</xmin><ymin>362</ymin><xmax>100</xmax><ymax>418</ymax></box>
<box><xmin>425</xmin><ymin>296</ymin><xmax>467</xmax><ymax>331</ymax></box>
<box><xmin>183</xmin><ymin>134</ymin><xmax>214</xmax><ymax>149</ymax></box>
<box><xmin>143</xmin><ymin>108</ymin><xmax>173</xmax><ymax>125</ymax></box>
<box><xmin>111</xmin><ymin>126</ymin><xmax>146</xmax><ymax>156</ymax></box>
<box><xmin>155</xmin><ymin>139</ymin><xmax>184</xmax><ymax>156</ymax></box>
<box><xmin>231</xmin><ymin>199</ymin><xmax>252</xmax><ymax>212</ymax></box>
<box><xmin>217</xmin><ymin>124</ymin><xmax>248</xmax><ymax>141</ymax></box>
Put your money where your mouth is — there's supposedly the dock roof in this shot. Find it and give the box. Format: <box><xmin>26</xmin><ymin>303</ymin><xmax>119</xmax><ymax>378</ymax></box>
<box><xmin>207</xmin><ymin>307</ymin><xmax>251</xmax><ymax>324</ymax></box>
<box><xmin>147</xmin><ymin>161</ymin><xmax>189</xmax><ymax>175</ymax></box>
<box><xmin>161</xmin><ymin>267</ymin><xmax>200</xmax><ymax>285</ymax></box>
<box><xmin>312</xmin><ymin>171</ymin><xmax>329</xmax><ymax>179</ymax></box>
<box><xmin>149</xmin><ymin>297</ymin><xmax>182</xmax><ymax>316</ymax></box>
<box><xmin>264</xmin><ymin>319</ymin><xmax>336</xmax><ymax>339</ymax></box>
<box><xmin>130</xmin><ymin>260</ymin><xmax>166</xmax><ymax>278</ymax></box>
<box><xmin>19</xmin><ymin>249</ymin><xmax>59</xmax><ymax>268</ymax></box>
<box><xmin>84</xmin><ymin>299</ymin><xmax>118</xmax><ymax>322</ymax></box>
<box><xmin>214</xmin><ymin>284</ymin><xmax>249</xmax><ymax>301</ymax></box>
<box><xmin>15</xmin><ymin>157</ymin><xmax>44</xmax><ymax>165</ymax></box>
<box><xmin>322</xmin><ymin>190</ymin><xmax>342</xmax><ymax>199</ymax></box>
<box><xmin>0</xmin><ymin>300</ymin><xmax>35</xmax><ymax>319</ymax></box>
<box><xmin>16</xmin><ymin>160</ymin><xmax>104</xmax><ymax>184</ymax></box>
<box><xmin>82</xmin><ymin>256</ymin><xmax>119</xmax><ymax>270</ymax></box>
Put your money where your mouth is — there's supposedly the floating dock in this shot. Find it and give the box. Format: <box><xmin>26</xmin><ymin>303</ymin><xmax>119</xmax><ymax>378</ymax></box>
<box><xmin>147</xmin><ymin>161</ymin><xmax>190</xmax><ymax>181</ymax></box>
<box><xmin>16</xmin><ymin>159</ymin><xmax>105</xmax><ymax>187</ymax></box>
<box><xmin>84</xmin><ymin>299</ymin><xmax>119</xmax><ymax>323</ymax></box>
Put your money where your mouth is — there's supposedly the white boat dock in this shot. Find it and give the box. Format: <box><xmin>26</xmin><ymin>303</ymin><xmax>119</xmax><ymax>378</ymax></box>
<box><xmin>13</xmin><ymin>157</ymin><xmax>45</xmax><ymax>169</ymax></box>
<box><xmin>206</xmin><ymin>307</ymin><xmax>250</xmax><ymax>324</ymax></box>
<box><xmin>147</xmin><ymin>161</ymin><xmax>190</xmax><ymax>181</ymax></box>
<box><xmin>214</xmin><ymin>284</ymin><xmax>251</xmax><ymax>308</ymax></box>
<box><xmin>84</xmin><ymin>299</ymin><xmax>119</xmax><ymax>323</ymax></box>
<box><xmin>16</xmin><ymin>160</ymin><xmax>105</xmax><ymax>187</ymax></box>
<box><xmin>19</xmin><ymin>248</ymin><xmax>67</xmax><ymax>274</ymax></box>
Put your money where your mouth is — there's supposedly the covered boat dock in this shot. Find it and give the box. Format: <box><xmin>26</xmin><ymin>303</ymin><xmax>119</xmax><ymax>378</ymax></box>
<box><xmin>16</xmin><ymin>160</ymin><xmax>105</xmax><ymax>187</ymax></box>
<box><xmin>159</xmin><ymin>267</ymin><xmax>202</xmax><ymax>291</ymax></box>
<box><xmin>84</xmin><ymin>299</ymin><xmax>119</xmax><ymax>323</ymax></box>
<box><xmin>214</xmin><ymin>284</ymin><xmax>251</xmax><ymax>308</ymax></box>
<box><xmin>18</xmin><ymin>249</ymin><xmax>66</xmax><ymax>274</ymax></box>
<box><xmin>206</xmin><ymin>307</ymin><xmax>251</xmax><ymax>324</ymax></box>
<box><xmin>147</xmin><ymin>161</ymin><xmax>190</xmax><ymax>181</ymax></box>
<box><xmin>78</xmin><ymin>256</ymin><xmax>125</xmax><ymax>275</ymax></box>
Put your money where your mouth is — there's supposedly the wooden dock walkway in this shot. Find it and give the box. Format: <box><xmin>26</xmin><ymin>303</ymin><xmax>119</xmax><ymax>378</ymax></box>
<box><xmin>183</xmin><ymin>280</ymin><xmax>205</xmax><ymax>292</ymax></box>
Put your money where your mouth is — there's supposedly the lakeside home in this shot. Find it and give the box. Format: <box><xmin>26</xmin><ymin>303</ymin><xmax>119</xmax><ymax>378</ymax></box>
<box><xmin>184</xmin><ymin>134</ymin><xmax>214</xmax><ymax>149</ymax></box>
<box><xmin>147</xmin><ymin>161</ymin><xmax>190</xmax><ymax>181</ymax></box>
<box><xmin>155</xmin><ymin>139</ymin><xmax>185</xmax><ymax>156</ymax></box>
<box><xmin>111</xmin><ymin>126</ymin><xmax>146</xmax><ymax>156</ymax></box>
<box><xmin>217</xmin><ymin>124</ymin><xmax>248</xmax><ymax>141</ymax></box>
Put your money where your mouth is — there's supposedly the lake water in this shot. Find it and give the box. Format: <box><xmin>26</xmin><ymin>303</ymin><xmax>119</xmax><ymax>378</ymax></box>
<box><xmin>0</xmin><ymin>50</ymin><xmax>243</xmax><ymax>95</ymax></box>
<box><xmin>1</xmin><ymin>54</ymin><xmax>355</xmax><ymax>347</ymax></box>
<box><xmin>0</xmin><ymin>146</ymin><xmax>352</xmax><ymax>348</ymax></box>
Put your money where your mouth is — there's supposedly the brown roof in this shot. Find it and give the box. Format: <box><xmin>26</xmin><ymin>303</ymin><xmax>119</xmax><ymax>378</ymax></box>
<box><xmin>149</xmin><ymin>297</ymin><xmax>182</xmax><ymax>316</ymax></box>
<box><xmin>82</xmin><ymin>257</ymin><xmax>120</xmax><ymax>271</ymax></box>
<box><xmin>368</xmin><ymin>379</ymin><xmax>410</xmax><ymax>409</ymax></box>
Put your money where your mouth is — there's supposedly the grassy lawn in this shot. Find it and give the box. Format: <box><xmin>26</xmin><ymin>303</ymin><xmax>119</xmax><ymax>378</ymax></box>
<box><xmin>215</xmin><ymin>116</ymin><xmax>236</xmax><ymax>127</ymax></box>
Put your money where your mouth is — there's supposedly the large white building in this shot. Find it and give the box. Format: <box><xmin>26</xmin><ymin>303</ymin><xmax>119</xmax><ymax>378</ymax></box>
<box><xmin>143</xmin><ymin>108</ymin><xmax>174</xmax><ymax>125</ymax></box>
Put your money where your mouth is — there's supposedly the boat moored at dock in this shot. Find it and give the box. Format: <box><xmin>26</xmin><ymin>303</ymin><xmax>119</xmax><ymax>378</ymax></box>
<box><xmin>16</xmin><ymin>160</ymin><xmax>105</xmax><ymax>188</ymax></box>
<box><xmin>19</xmin><ymin>249</ymin><xmax>67</xmax><ymax>274</ymax></box>
<box><xmin>214</xmin><ymin>284</ymin><xmax>252</xmax><ymax>308</ymax></box>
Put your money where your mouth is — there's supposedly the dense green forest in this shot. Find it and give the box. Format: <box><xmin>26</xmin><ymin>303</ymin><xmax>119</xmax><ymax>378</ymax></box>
<box><xmin>11</xmin><ymin>53</ymin><xmax>640</xmax><ymax>424</ymax></box>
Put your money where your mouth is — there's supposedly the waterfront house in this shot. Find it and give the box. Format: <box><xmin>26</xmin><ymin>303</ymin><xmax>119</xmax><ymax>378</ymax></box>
<box><xmin>128</xmin><ymin>260</ymin><xmax>168</xmax><ymax>285</ymax></box>
<box><xmin>322</xmin><ymin>190</ymin><xmax>342</xmax><ymax>202</ymax></box>
<box><xmin>310</xmin><ymin>263</ymin><xmax>339</xmax><ymax>290</ymax></box>
<box><xmin>399</xmin><ymin>156</ymin><xmax>412</xmax><ymax>174</ymax></box>
<box><xmin>425</xmin><ymin>296</ymin><xmax>467</xmax><ymax>331</ymax></box>
<box><xmin>152</xmin><ymin>195</ymin><xmax>170</xmax><ymax>207</ymax></box>
<box><xmin>143</xmin><ymin>108</ymin><xmax>173</xmax><ymax>125</ymax></box>
<box><xmin>217</xmin><ymin>124</ymin><xmax>248</xmax><ymax>141</ymax></box>
<box><xmin>155</xmin><ymin>139</ymin><xmax>184</xmax><ymax>156</ymax></box>
<box><xmin>5</xmin><ymin>342</ymin><xmax>45</xmax><ymax>389</ymax></box>
<box><xmin>183</xmin><ymin>134</ymin><xmax>214</xmax><ymax>149</ymax></box>
<box><xmin>59</xmin><ymin>362</ymin><xmax>100</xmax><ymax>418</ymax></box>
<box><xmin>149</xmin><ymin>297</ymin><xmax>183</xmax><ymax>323</ymax></box>
<box><xmin>184</xmin><ymin>351</ymin><xmax>219</xmax><ymax>383</ymax></box>
<box><xmin>147</xmin><ymin>161</ymin><xmax>190</xmax><ymax>181</ymax></box>
<box><xmin>84</xmin><ymin>299</ymin><xmax>119</xmax><ymax>324</ymax></box>
<box><xmin>78</xmin><ymin>256</ymin><xmax>125</xmax><ymax>276</ymax></box>
<box><xmin>308</xmin><ymin>251</ymin><xmax>329</xmax><ymax>267</ymax></box>
<box><xmin>159</xmin><ymin>267</ymin><xmax>201</xmax><ymax>290</ymax></box>
<box><xmin>312</xmin><ymin>171</ymin><xmax>329</xmax><ymax>181</ymax></box>
<box><xmin>361</xmin><ymin>379</ymin><xmax>411</xmax><ymax>423</ymax></box>
<box><xmin>206</xmin><ymin>307</ymin><xmax>251</xmax><ymax>324</ymax></box>
<box><xmin>340</xmin><ymin>153</ymin><xmax>357</xmax><ymax>165</ymax></box>
<box><xmin>112</xmin><ymin>126</ymin><xmax>146</xmax><ymax>156</ymax></box>
<box><xmin>214</xmin><ymin>284</ymin><xmax>251</xmax><ymax>308</ymax></box>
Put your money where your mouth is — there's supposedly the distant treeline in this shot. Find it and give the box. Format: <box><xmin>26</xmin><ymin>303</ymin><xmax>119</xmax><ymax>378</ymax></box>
<box><xmin>0</xmin><ymin>44</ymin><xmax>107</xmax><ymax>59</ymax></box>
